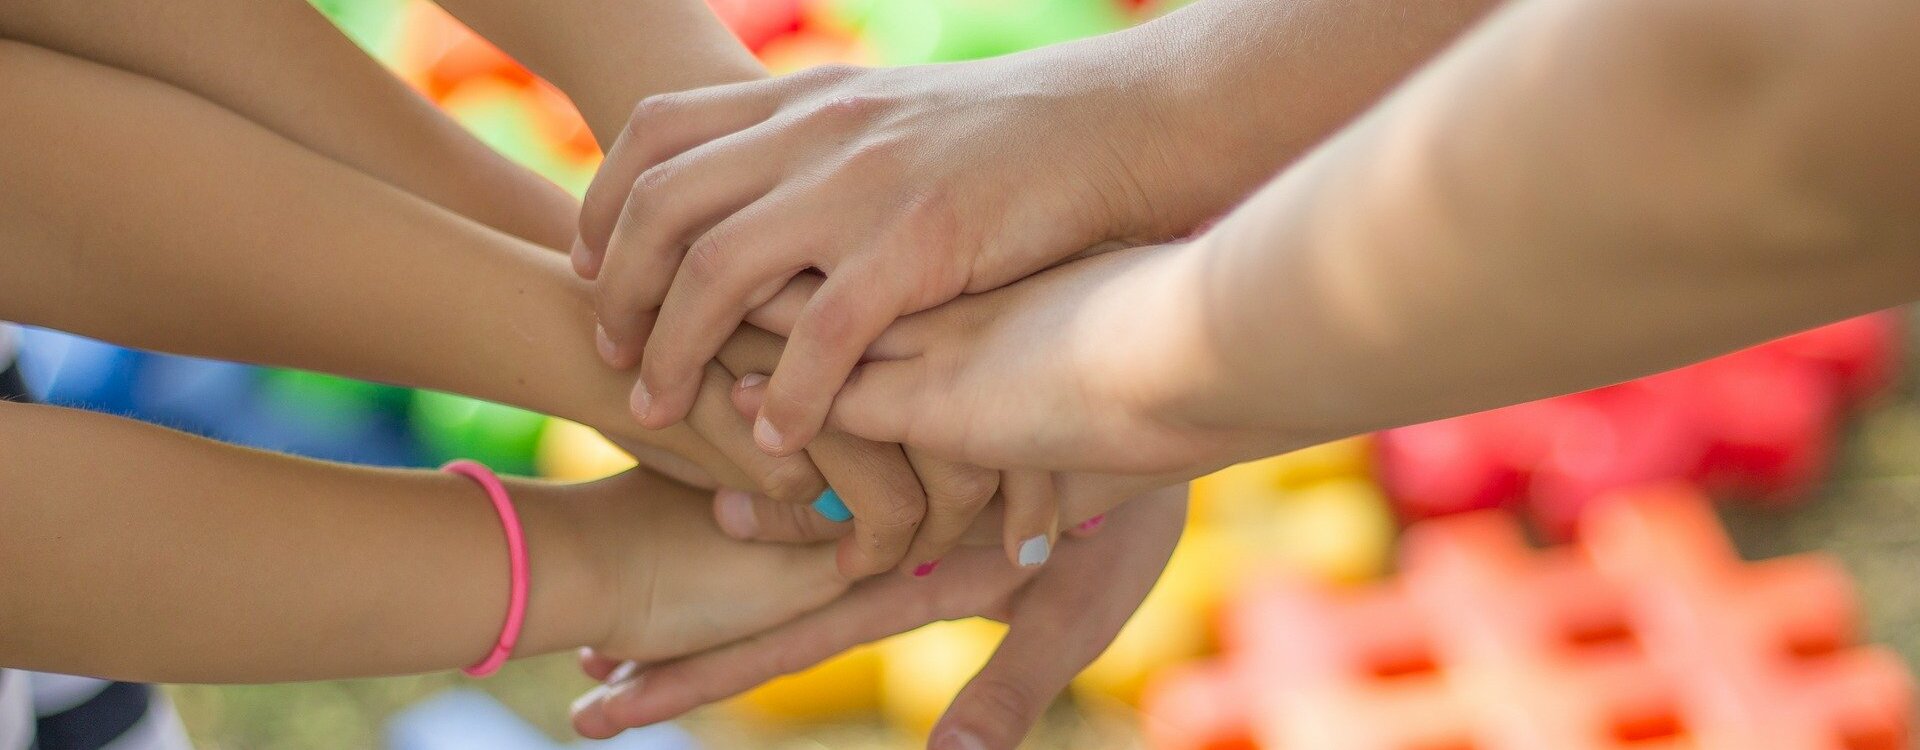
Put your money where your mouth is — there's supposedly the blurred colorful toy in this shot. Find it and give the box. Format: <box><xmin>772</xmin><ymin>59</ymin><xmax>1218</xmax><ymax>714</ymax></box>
<box><xmin>1142</xmin><ymin>486</ymin><xmax>1914</xmax><ymax>749</ymax></box>
<box><xmin>410</xmin><ymin>390</ymin><xmax>549</xmax><ymax>476</ymax></box>
<box><xmin>730</xmin><ymin>642</ymin><xmax>884</xmax><ymax>723</ymax></box>
<box><xmin>880</xmin><ymin>618</ymin><xmax>1005</xmax><ymax>736</ymax></box>
<box><xmin>536</xmin><ymin>418</ymin><xmax>638</xmax><ymax>481</ymax></box>
<box><xmin>388</xmin><ymin>690</ymin><xmax>699</xmax><ymax>750</ymax></box>
<box><xmin>1378</xmin><ymin>311</ymin><xmax>1902</xmax><ymax>538</ymax></box>
<box><xmin>13</xmin><ymin>328</ymin><xmax>147</xmax><ymax>414</ymax></box>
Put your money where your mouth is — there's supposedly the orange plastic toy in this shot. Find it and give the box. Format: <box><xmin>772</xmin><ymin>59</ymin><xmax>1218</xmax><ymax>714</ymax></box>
<box><xmin>1142</xmin><ymin>486</ymin><xmax>1913</xmax><ymax>750</ymax></box>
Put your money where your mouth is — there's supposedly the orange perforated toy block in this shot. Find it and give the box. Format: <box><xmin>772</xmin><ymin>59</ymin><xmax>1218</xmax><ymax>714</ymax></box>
<box><xmin>1141</xmin><ymin>486</ymin><xmax>1913</xmax><ymax>750</ymax></box>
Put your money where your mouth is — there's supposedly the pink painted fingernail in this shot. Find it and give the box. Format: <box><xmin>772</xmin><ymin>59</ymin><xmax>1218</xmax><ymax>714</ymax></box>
<box><xmin>1075</xmin><ymin>514</ymin><xmax>1107</xmax><ymax>534</ymax></box>
<box><xmin>912</xmin><ymin>559</ymin><xmax>941</xmax><ymax>578</ymax></box>
<box><xmin>737</xmin><ymin>372</ymin><xmax>768</xmax><ymax>391</ymax></box>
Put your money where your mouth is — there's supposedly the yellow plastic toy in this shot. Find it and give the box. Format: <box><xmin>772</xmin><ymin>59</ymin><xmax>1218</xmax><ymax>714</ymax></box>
<box><xmin>730</xmin><ymin>642</ymin><xmax>884</xmax><ymax>723</ymax></box>
<box><xmin>880</xmin><ymin>618</ymin><xmax>1007</xmax><ymax>736</ymax></box>
<box><xmin>534</xmin><ymin>418</ymin><xmax>637</xmax><ymax>481</ymax></box>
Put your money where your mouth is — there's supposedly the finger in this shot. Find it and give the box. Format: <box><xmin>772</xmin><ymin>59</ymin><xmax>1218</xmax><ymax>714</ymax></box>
<box><xmin>577</xmin><ymin>82</ymin><xmax>782</xmax><ymax>273</ymax></box>
<box><xmin>754</xmin><ymin>269</ymin><xmax>912</xmax><ymax>456</ymax></box>
<box><xmin>577</xmin><ymin>648</ymin><xmax>626</xmax><ymax>682</ymax></box>
<box><xmin>631</xmin><ymin>196</ymin><xmax>819</xmax><ymax>430</ymax></box>
<box><xmin>712</xmin><ymin>487</ymin><xmax>849</xmax><ymax>543</ymax></box>
<box><xmin>684</xmin><ymin>361</ymin><xmax>829</xmax><ymax>505</ymax></box>
<box><xmin>1000</xmin><ymin>470</ymin><xmax>1059</xmax><ymax>569</ymax></box>
<box><xmin>740</xmin><ymin>271</ymin><xmax>822</xmax><ymax>336</ymax></box>
<box><xmin>577</xmin><ymin>552</ymin><xmax>1030</xmax><ymax>735</ymax></box>
<box><xmin>807</xmin><ymin>432</ymin><xmax>929</xmax><ymax>578</ymax></box>
<box><xmin>592</xmin><ymin>128</ymin><xmax>788</xmax><ymax>364</ymax></box>
<box><xmin>822</xmin><ymin>357</ymin><xmax>932</xmax><ymax>447</ymax></box>
<box><xmin>899</xmin><ymin>455</ymin><xmax>998</xmax><ymax>577</ymax></box>
<box><xmin>932</xmin><ymin>496</ymin><xmax>1184</xmax><ymax>750</ymax></box>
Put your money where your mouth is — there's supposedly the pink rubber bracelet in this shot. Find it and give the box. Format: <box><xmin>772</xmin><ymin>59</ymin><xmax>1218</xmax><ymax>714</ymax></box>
<box><xmin>442</xmin><ymin>460</ymin><xmax>527</xmax><ymax>678</ymax></box>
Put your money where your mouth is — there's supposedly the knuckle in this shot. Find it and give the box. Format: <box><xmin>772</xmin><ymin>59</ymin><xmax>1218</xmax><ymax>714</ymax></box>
<box><xmin>628</xmin><ymin>93</ymin><xmax>681</xmax><ymax>129</ymax></box>
<box><xmin>760</xmin><ymin>462</ymin><xmax>824</xmax><ymax>505</ymax></box>
<box><xmin>933</xmin><ymin>469</ymin><xmax>999</xmax><ymax>510</ymax></box>
<box><xmin>682</xmin><ymin>227</ymin><xmax>741</xmax><ymax>289</ymax></box>
<box><xmin>965</xmin><ymin>679</ymin><xmax>1043</xmax><ymax>729</ymax></box>
<box><xmin>801</xmin><ymin>63</ymin><xmax>861</xmax><ymax>85</ymax></box>
<box><xmin>803</xmin><ymin>289</ymin><xmax>869</xmax><ymax>351</ymax></box>
<box><xmin>863</xmin><ymin>496</ymin><xmax>926</xmax><ymax>535</ymax></box>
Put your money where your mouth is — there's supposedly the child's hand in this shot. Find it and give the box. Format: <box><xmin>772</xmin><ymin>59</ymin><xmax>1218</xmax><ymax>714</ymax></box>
<box><xmin>576</xmin><ymin>45</ymin><xmax>1221</xmax><ymax>457</ymax></box>
<box><xmin>570</xmin><ymin>487</ymin><xmax>1188</xmax><ymax>747</ymax></box>
<box><xmin>560</xmin><ymin>470</ymin><xmax>850</xmax><ymax>663</ymax></box>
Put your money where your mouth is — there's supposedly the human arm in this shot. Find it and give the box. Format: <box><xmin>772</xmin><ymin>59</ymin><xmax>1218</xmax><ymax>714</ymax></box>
<box><xmin>0</xmin><ymin>399</ymin><xmax>844</xmax><ymax>683</ymax></box>
<box><xmin>821</xmin><ymin>0</ymin><xmax>1920</xmax><ymax>476</ymax></box>
<box><xmin>0</xmin><ymin>0</ymin><xmax>577</xmax><ymax>249</ymax></box>
<box><xmin>576</xmin><ymin>0</ymin><xmax>1502</xmax><ymax>456</ymax></box>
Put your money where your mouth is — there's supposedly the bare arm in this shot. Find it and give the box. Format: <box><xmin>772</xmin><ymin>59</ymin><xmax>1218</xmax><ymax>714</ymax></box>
<box><xmin>0</xmin><ymin>0</ymin><xmax>577</xmax><ymax>248</ymax></box>
<box><xmin>822</xmin><ymin>0</ymin><xmax>1920</xmax><ymax>477</ymax></box>
<box><xmin>0</xmin><ymin>40</ymin><xmax>749</xmax><ymax>487</ymax></box>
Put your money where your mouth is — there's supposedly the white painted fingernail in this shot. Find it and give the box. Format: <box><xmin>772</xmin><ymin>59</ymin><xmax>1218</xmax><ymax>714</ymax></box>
<box><xmin>606</xmin><ymin>660</ymin><xmax>639</xmax><ymax>685</ymax></box>
<box><xmin>1017</xmin><ymin>535</ymin><xmax>1051</xmax><ymax>567</ymax></box>
<box><xmin>570</xmin><ymin>683</ymin><xmax>611</xmax><ymax>714</ymax></box>
<box><xmin>933</xmin><ymin>729</ymin><xmax>989</xmax><ymax>750</ymax></box>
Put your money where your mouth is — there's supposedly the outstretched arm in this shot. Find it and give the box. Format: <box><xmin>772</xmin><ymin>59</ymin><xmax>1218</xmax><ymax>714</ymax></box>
<box><xmin>0</xmin><ymin>0</ymin><xmax>577</xmax><ymax>249</ymax></box>
<box><xmin>822</xmin><ymin>0</ymin><xmax>1920</xmax><ymax>476</ymax></box>
<box><xmin>0</xmin><ymin>400</ymin><xmax>846</xmax><ymax>684</ymax></box>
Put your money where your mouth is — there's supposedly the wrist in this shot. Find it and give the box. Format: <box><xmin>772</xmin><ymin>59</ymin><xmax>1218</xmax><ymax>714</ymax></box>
<box><xmin>507</xmin><ymin>481</ymin><xmax>621</xmax><ymax>656</ymax></box>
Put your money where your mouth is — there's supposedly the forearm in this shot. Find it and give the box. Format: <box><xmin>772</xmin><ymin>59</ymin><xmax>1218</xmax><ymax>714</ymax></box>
<box><xmin>0</xmin><ymin>0</ymin><xmax>576</xmax><ymax>249</ymax></box>
<box><xmin>0</xmin><ymin>42</ymin><xmax>743</xmax><ymax>485</ymax></box>
<box><xmin>1167</xmin><ymin>0</ymin><xmax>1920</xmax><ymax>451</ymax></box>
<box><xmin>1055</xmin><ymin>0</ymin><xmax>1498</xmax><ymax>235</ymax></box>
<box><xmin>0</xmin><ymin>400</ymin><xmax>608</xmax><ymax>683</ymax></box>
<box><xmin>429</xmin><ymin>0</ymin><xmax>764</xmax><ymax>143</ymax></box>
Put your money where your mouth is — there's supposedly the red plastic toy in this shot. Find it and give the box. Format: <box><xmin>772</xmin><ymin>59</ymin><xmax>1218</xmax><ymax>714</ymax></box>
<box><xmin>1377</xmin><ymin>312</ymin><xmax>1901</xmax><ymax>538</ymax></box>
<box><xmin>1142</xmin><ymin>486</ymin><xmax>1913</xmax><ymax>750</ymax></box>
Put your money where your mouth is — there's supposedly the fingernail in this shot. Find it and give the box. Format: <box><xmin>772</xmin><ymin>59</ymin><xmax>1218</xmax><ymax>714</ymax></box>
<box><xmin>1075</xmin><ymin>514</ymin><xmax>1106</xmax><ymax>534</ymax></box>
<box><xmin>715</xmin><ymin>489</ymin><xmax>759</xmax><ymax>539</ymax></box>
<box><xmin>1017</xmin><ymin>535</ymin><xmax>1052</xmax><ymax>567</ymax></box>
<box><xmin>932</xmin><ymin>729</ymin><xmax>988</xmax><ymax>750</ymax></box>
<box><xmin>570</xmin><ymin>683</ymin><xmax>611</xmax><ymax>714</ymax></box>
<box><xmin>737</xmin><ymin>372</ymin><xmax>768</xmax><ymax>391</ymax></box>
<box><xmin>630</xmin><ymin>378</ymin><xmax>653</xmax><ymax>422</ymax></box>
<box><xmin>604</xmin><ymin>673</ymin><xmax>645</xmax><ymax>702</ymax></box>
<box><xmin>570</xmin><ymin>238</ymin><xmax>592</xmax><ymax>278</ymax></box>
<box><xmin>754</xmin><ymin>416</ymin><xmax>785</xmax><ymax>453</ymax></box>
<box><xmin>811</xmin><ymin>488</ymin><xmax>853</xmax><ymax>522</ymax></box>
<box><xmin>595</xmin><ymin>324</ymin><xmax>620</xmax><ymax>367</ymax></box>
<box><xmin>912</xmin><ymin>559</ymin><xmax>941</xmax><ymax>578</ymax></box>
<box><xmin>605</xmin><ymin>660</ymin><xmax>639</xmax><ymax>685</ymax></box>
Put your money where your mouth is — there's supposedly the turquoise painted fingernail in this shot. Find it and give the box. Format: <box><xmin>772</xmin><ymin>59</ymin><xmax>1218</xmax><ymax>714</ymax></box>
<box><xmin>811</xmin><ymin>488</ymin><xmax>853</xmax><ymax>522</ymax></box>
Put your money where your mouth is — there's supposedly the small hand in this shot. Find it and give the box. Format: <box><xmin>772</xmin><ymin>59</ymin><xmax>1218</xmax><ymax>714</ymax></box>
<box><xmin>562</xmin><ymin>470</ymin><xmax>850</xmax><ymax>663</ymax></box>
<box><xmin>570</xmin><ymin>488</ymin><xmax>1188</xmax><ymax>749</ymax></box>
<box><xmin>577</xmin><ymin>46</ymin><xmax>1203</xmax><ymax>458</ymax></box>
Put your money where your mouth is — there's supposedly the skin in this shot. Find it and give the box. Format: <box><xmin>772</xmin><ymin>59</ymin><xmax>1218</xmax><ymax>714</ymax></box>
<box><xmin>0</xmin><ymin>0</ymin><xmax>1009</xmax><ymax>563</ymax></box>
<box><xmin>0</xmin><ymin>20</ymin><xmax>1180</xmax><ymax>747</ymax></box>
<box><xmin>0</xmin><ymin>400</ymin><xmax>846</xmax><ymax>683</ymax></box>
<box><xmin>817</xmin><ymin>0</ymin><xmax>1920</xmax><ymax>480</ymax></box>
<box><xmin>0</xmin><ymin>0</ymin><xmax>579</xmax><ymax>250</ymax></box>
<box><xmin>577</xmin><ymin>0</ymin><xmax>1501</xmax><ymax>463</ymax></box>
<box><xmin>581</xmin><ymin>0</ymin><xmax>1501</xmax><ymax>566</ymax></box>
